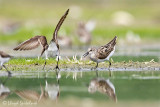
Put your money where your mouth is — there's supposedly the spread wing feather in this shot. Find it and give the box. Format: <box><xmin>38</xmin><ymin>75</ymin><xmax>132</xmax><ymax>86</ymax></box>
<box><xmin>96</xmin><ymin>45</ymin><xmax>113</xmax><ymax>59</ymax></box>
<box><xmin>105</xmin><ymin>36</ymin><xmax>117</xmax><ymax>47</ymax></box>
<box><xmin>13</xmin><ymin>36</ymin><xmax>41</xmax><ymax>51</ymax></box>
<box><xmin>52</xmin><ymin>9</ymin><xmax>69</xmax><ymax>44</ymax></box>
<box><xmin>96</xmin><ymin>36</ymin><xmax>117</xmax><ymax>59</ymax></box>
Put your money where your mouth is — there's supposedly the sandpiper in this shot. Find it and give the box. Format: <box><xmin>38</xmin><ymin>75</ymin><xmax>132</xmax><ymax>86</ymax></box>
<box><xmin>0</xmin><ymin>51</ymin><xmax>12</xmax><ymax>76</ymax></box>
<box><xmin>83</xmin><ymin>36</ymin><xmax>117</xmax><ymax>70</ymax></box>
<box><xmin>13</xmin><ymin>9</ymin><xmax>69</xmax><ymax>69</ymax></box>
<box><xmin>76</xmin><ymin>21</ymin><xmax>92</xmax><ymax>45</ymax></box>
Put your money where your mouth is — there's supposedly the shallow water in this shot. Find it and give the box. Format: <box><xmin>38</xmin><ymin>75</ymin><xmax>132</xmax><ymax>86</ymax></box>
<box><xmin>0</xmin><ymin>71</ymin><xmax>160</xmax><ymax>107</ymax></box>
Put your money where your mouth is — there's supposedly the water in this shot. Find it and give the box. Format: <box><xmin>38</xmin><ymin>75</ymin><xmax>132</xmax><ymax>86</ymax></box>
<box><xmin>0</xmin><ymin>71</ymin><xmax>160</xmax><ymax>107</ymax></box>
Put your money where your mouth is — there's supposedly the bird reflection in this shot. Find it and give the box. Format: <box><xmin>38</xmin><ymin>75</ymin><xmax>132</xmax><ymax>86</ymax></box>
<box><xmin>15</xmin><ymin>79</ymin><xmax>60</xmax><ymax>103</ymax></box>
<box><xmin>0</xmin><ymin>77</ymin><xmax>11</xmax><ymax>100</ymax></box>
<box><xmin>45</xmin><ymin>80</ymin><xmax>60</xmax><ymax>102</ymax></box>
<box><xmin>15</xmin><ymin>85</ymin><xmax>48</xmax><ymax>102</ymax></box>
<box><xmin>88</xmin><ymin>78</ymin><xmax>117</xmax><ymax>102</ymax></box>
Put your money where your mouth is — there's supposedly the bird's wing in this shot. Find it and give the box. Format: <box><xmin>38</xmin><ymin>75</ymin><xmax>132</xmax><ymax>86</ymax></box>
<box><xmin>104</xmin><ymin>36</ymin><xmax>117</xmax><ymax>47</ymax></box>
<box><xmin>98</xmin><ymin>80</ymin><xmax>117</xmax><ymax>102</ymax></box>
<box><xmin>51</xmin><ymin>9</ymin><xmax>69</xmax><ymax>45</ymax></box>
<box><xmin>96</xmin><ymin>44</ymin><xmax>114</xmax><ymax>59</ymax></box>
<box><xmin>13</xmin><ymin>36</ymin><xmax>41</xmax><ymax>51</ymax></box>
<box><xmin>96</xmin><ymin>36</ymin><xmax>117</xmax><ymax>59</ymax></box>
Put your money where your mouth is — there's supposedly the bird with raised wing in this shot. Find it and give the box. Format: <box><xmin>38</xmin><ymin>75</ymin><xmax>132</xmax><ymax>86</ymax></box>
<box><xmin>83</xmin><ymin>36</ymin><xmax>117</xmax><ymax>70</ymax></box>
<box><xmin>0</xmin><ymin>51</ymin><xmax>12</xmax><ymax>76</ymax></box>
<box><xmin>13</xmin><ymin>9</ymin><xmax>69</xmax><ymax>70</ymax></box>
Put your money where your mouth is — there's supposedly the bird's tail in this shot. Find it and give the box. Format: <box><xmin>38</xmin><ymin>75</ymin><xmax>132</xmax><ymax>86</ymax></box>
<box><xmin>105</xmin><ymin>36</ymin><xmax>117</xmax><ymax>46</ymax></box>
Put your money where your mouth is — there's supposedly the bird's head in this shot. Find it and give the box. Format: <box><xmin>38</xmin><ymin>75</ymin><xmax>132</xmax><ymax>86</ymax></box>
<box><xmin>83</xmin><ymin>47</ymin><xmax>95</xmax><ymax>57</ymax></box>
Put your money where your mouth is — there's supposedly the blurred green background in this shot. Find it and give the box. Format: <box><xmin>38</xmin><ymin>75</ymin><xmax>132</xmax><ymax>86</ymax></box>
<box><xmin>0</xmin><ymin>0</ymin><xmax>160</xmax><ymax>45</ymax></box>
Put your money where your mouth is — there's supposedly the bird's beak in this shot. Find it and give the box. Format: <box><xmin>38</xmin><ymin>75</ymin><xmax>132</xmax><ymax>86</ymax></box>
<box><xmin>83</xmin><ymin>52</ymin><xmax>89</xmax><ymax>57</ymax></box>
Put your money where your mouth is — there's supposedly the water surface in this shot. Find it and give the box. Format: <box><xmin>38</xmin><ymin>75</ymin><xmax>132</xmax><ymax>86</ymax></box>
<box><xmin>0</xmin><ymin>71</ymin><xmax>160</xmax><ymax>107</ymax></box>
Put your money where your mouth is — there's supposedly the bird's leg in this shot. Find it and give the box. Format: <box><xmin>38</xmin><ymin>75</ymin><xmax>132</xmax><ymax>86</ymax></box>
<box><xmin>95</xmin><ymin>63</ymin><xmax>99</xmax><ymax>77</ymax></box>
<box><xmin>0</xmin><ymin>66</ymin><xmax>2</xmax><ymax>70</ymax></box>
<box><xmin>95</xmin><ymin>70</ymin><xmax>99</xmax><ymax>77</ymax></box>
<box><xmin>45</xmin><ymin>50</ymin><xmax>49</xmax><ymax>60</ymax></box>
<box><xmin>108</xmin><ymin>61</ymin><xmax>112</xmax><ymax>77</ymax></box>
<box><xmin>109</xmin><ymin>61</ymin><xmax>111</xmax><ymax>69</ymax></box>
<box><xmin>35</xmin><ymin>48</ymin><xmax>45</xmax><ymax>66</ymax></box>
<box><xmin>40</xmin><ymin>48</ymin><xmax>46</xmax><ymax>69</ymax></box>
<box><xmin>91</xmin><ymin>62</ymin><xmax>98</xmax><ymax>70</ymax></box>
<box><xmin>109</xmin><ymin>69</ymin><xmax>112</xmax><ymax>77</ymax></box>
<box><xmin>2</xmin><ymin>65</ymin><xmax>12</xmax><ymax>77</ymax></box>
<box><xmin>36</xmin><ymin>55</ymin><xmax>41</xmax><ymax>64</ymax></box>
<box><xmin>35</xmin><ymin>56</ymin><xmax>40</xmax><ymax>65</ymax></box>
<box><xmin>55</xmin><ymin>56</ymin><xmax>60</xmax><ymax>70</ymax></box>
<box><xmin>3</xmin><ymin>65</ymin><xmax>9</xmax><ymax>72</ymax></box>
<box><xmin>42</xmin><ymin>59</ymin><xmax>47</xmax><ymax>70</ymax></box>
<box><xmin>90</xmin><ymin>62</ymin><xmax>99</xmax><ymax>77</ymax></box>
<box><xmin>42</xmin><ymin>50</ymin><xmax>49</xmax><ymax>70</ymax></box>
<box><xmin>96</xmin><ymin>62</ymin><xmax>98</xmax><ymax>68</ymax></box>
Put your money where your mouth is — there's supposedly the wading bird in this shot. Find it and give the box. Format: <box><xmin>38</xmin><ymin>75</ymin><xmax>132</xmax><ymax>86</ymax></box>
<box><xmin>76</xmin><ymin>21</ymin><xmax>92</xmax><ymax>45</ymax></box>
<box><xmin>13</xmin><ymin>9</ymin><xmax>69</xmax><ymax>70</ymax></box>
<box><xmin>0</xmin><ymin>51</ymin><xmax>12</xmax><ymax>76</ymax></box>
<box><xmin>83</xmin><ymin>36</ymin><xmax>117</xmax><ymax>75</ymax></box>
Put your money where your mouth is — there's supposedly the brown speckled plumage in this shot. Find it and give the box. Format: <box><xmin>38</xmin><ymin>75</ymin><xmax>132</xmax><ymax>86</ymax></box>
<box><xmin>83</xmin><ymin>36</ymin><xmax>117</xmax><ymax>71</ymax></box>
